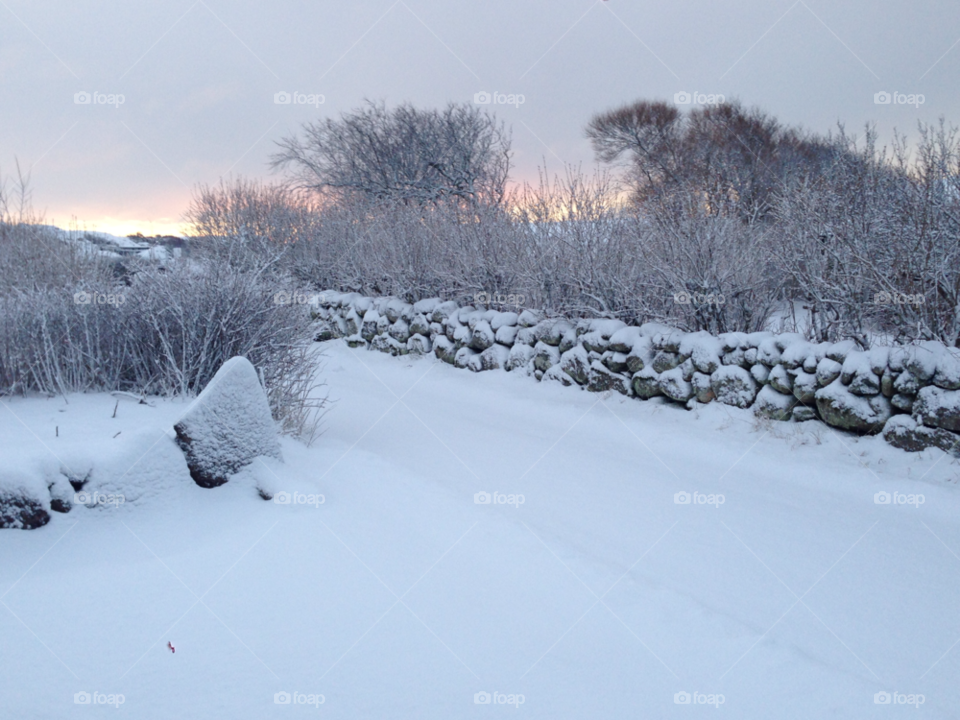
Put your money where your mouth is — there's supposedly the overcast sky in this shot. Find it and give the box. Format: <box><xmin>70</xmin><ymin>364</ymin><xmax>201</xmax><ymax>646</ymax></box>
<box><xmin>1</xmin><ymin>0</ymin><xmax>957</xmax><ymax>235</ymax></box>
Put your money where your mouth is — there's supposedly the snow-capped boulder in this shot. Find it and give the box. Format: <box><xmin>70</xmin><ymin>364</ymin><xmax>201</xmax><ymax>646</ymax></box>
<box><xmin>815</xmin><ymin>379</ymin><xmax>892</xmax><ymax>434</ymax></box>
<box><xmin>495</xmin><ymin>325</ymin><xmax>518</xmax><ymax>346</ymax></box>
<box><xmin>560</xmin><ymin>346</ymin><xmax>590</xmax><ymax>385</ymax></box>
<box><xmin>914</xmin><ymin>387</ymin><xmax>960</xmax><ymax>433</ymax></box>
<box><xmin>792</xmin><ymin>370</ymin><xmax>818</xmax><ymax>405</ymax></box>
<box><xmin>816</xmin><ymin>358</ymin><xmax>842</xmax><ymax>387</ymax></box>
<box><xmin>651</xmin><ymin>351</ymin><xmax>681</xmax><ymax>373</ymax></box>
<box><xmin>680</xmin><ymin>332</ymin><xmax>722</xmax><ymax>375</ymax></box>
<box><xmin>479</xmin><ymin>344</ymin><xmax>510</xmax><ymax>371</ymax></box>
<box><xmin>535</xmin><ymin>319</ymin><xmax>574</xmax><ymax>347</ymax></box>
<box><xmin>517</xmin><ymin>309</ymin><xmax>541</xmax><ymax>327</ymax></box>
<box><xmin>412</xmin><ymin>297</ymin><xmax>440</xmax><ymax>316</ymax></box>
<box><xmin>0</xmin><ymin>470</ymin><xmax>50</xmax><ymax>529</ymax></box>
<box><xmin>173</xmin><ymin>357</ymin><xmax>281</xmax><ymax>488</ymax></box>
<box><xmin>933</xmin><ymin>349</ymin><xmax>960</xmax><ymax>390</ymax></box>
<box><xmin>692</xmin><ymin>372</ymin><xmax>715</xmax><ymax>403</ymax></box>
<box><xmin>409</xmin><ymin>314</ymin><xmax>431</xmax><ymax>337</ymax></box>
<box><xmin>659</xmin><ymin>367</ymin><xmax>694</xmax><ymax>403</ymax></box>
<box><xmin>433</xmin><ymin>336</ymin><xmax>456</xmax><ymax>364</ymax></box>
<box><xmin>711</xmin><ymin>366</ymin><xmax>758</xmax><ymax>408</ymax></box>
<box><xmin>883</xmin><ymin>415</ymin><xmax>960</xmax><ymax>456</ymax></box>
<box><xmin>490</xmin><ymin>312</ymin><xmax>519</xmax><ymax>330</ymax></box>
<box><xmin>587</xmin><ymin>361</ymin><xmax>630</xmax><ymax>395</ymax></box>
<box><xmin>602</xmin><ymin>351</ymin><xmax>629</xmax><ymax>374</ymax></box>
<box><xmin>505</xmin><ymin>343</ymin><xmax>536</xmax><ymax>372</ymax></box>
<box><xmin>542</xmin><ymin>365</ymin><xmax>574</xmax><ymax>387</ymax></box>
<box><xmin>430</xmin><ymin>300</ymin><xmax>460</xmax><ymax>323</ymax></box>
<box><xmin>902</xmin><ymin>341</ymin><xmax>942</xmax><ymax>382</ymax></box>
<box><xmin>454</xmin><ymin>347</ymin><xmax>479</xmax><ymax>369</ymax></box>
<box><xmin>750</xmin><ymin>363</ymin><xmax>770</xmax><ymax>385</ymax></box>
<box><xmin>371</xmin><ymin>334</ymin><xmax>408</xmax><ymax>355</ymax></box>
<box><xmin>754</xmin><ymin>385</ymin><xmax>798</xmax><ymax>421</ymax></box>
<box><xmin>361</xmin><ymin>310</ymin><xmax>383</xmax><ymax>342</ymax></box>
<box><xmin>388</xmin><ymin>318</ymin><xmax>411</xmax><ymax>343</ymax></box>
<box><xmin>632</xmin><ymin>368</ymin><xmax>661</xmax><ymax>399</ymax></box>
<box><xmin>533</xmin><ymin>342</ymin><xmax>561</xmax><ymax>372</ymax></box>
<box><xmin>608</xmin><ymin>326</ymin><xmax>643</xmax><ymax>354</ymax></box>
<box><xmin>470</xmin><ymin>321</ymin><xmax>495</xmax><ymax>351</ymax></box>
<box><xmin>407</xmin><ymin>334</ymin><xmax>432</xmax><ymax>354</ymax></box>
<box><xmin>768</xmin><ymin>365</ymin><xmax>793</xmax><ymax>395</ymax></box>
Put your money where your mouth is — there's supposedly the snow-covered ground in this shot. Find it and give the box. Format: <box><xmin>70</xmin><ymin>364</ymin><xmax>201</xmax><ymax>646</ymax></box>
<box><xmin>2</xmin><ymin>341</ymin><xmax>959</xmax><ymax>718</ymax></box>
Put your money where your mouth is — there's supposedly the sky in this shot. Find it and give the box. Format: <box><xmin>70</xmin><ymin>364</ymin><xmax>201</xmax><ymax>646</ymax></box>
<box><xmin>0</xmin><ymin>0</ymin><xmax>957</xmax><ymax>236</ymax></box>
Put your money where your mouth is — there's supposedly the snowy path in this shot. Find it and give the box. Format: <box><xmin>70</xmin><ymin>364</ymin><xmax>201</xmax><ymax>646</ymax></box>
<box><xmin>2</xmin><ymin>341</ymin><xmax>959</xmax><ymax>718</ymax></box>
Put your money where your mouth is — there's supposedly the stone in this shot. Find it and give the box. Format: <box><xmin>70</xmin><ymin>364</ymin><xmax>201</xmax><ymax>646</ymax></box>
<box><xmin>815</xmin><ymin>379</ymin><xmax>892</xmax><ymax>434</ymax></box>
<box><xmin>712</xmin><ymin>366</ymin><xmax>759</xmax><ymax>408</ymax></box>
<box><xmin>754</xmin><ymin>385</ymin><xmax>798</xmax><ymax>421</ymax></box>
<box><xmin>882</xmin><ymin>415</ymin><xmax>960</xmax><ymax>456</ymax></box>
<box><xmin>632</xmin><ymin>368</ymin><xmax>662</xmax><ymax>399</ymax></box>
<box><xmin>914</xmin><ymin>386</ymin><xmax>960</xmax><ymax>432</ymax></box>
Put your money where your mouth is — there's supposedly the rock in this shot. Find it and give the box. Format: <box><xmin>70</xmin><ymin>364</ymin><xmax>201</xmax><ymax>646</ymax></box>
<box><xmin>452</xmin><ymin>324</ymin><xmax>471</xmax><ymax>348</ymax></box>
<box><xmin>603</xmin><ymin>351</ymin><xmax>629</xmax><ymax>374</ymax></box>
<box><xmin>750</xmin><ymin>363</ymin><xmax>770</xmax><ymax>385</ymax></box>
<box><xmin>632</xmin><ymin>368</ymin><xmax>662</xmax><ymax>399</ymax></box>
<box><xmin>313</xmin><ymin>321</ymin><xmax>339</xmax><ymax>342</ymax></box>
<box><xmin>384</xmin><ymin>298</ymin><xmax>411</xmax><ymax>323</ymax></box>
<box><xmin>652</xmin><ymin>351</ymin><xmax>681</xmax><ymax>373</ymax></box>
<box><xmin>560</xmin><ymin>346</ymin><xmax>590</xmax><ymax>385</ymax></box>
<box><xmin>880</xmin><ymin>370</ymin><xmax>895</xmax><ymax>398</ymax></box>
<box><xmin>891</xmin><ymin>393</ymin><xmax>915</xmax><ymax>413</ymax></box>
<box><xmin>721</xmin><ymin>348</ymin><xmax>748</xmax><ymax>368</ymax></box>
<box><xmin>792</xmin><ymin>406</ymin><xmax>818</xmax><ymax>422</ymax></box>
<box><xmin>768</xmin><ymin>365</ymin><xmax>793</xmax><ymax>394</ymax></box>
<box><xmin>514</xmin><ymin>326</ymin><xmax>537</xmax><ymax>346</ymax></box>
<box><xmin>825</xmin><ymin>339</ymin><xmax>858</xmax><ymax>363</ymax></box>
<box><xmin>506</xmin><ymin>343</ymin><xmax>536</xmax><ymax>371</ymax></box>
<box><xmin>341</xmin><ymin>308</ymin><xmax>361</xmax><ymax>336</ymax></box>
<box><xmin>903</xmin><ymin>341</ymin><xmax>942</xmax><ymax>382</ymax></box>
<box><xmin>407</xmin><ymin>334</ymin><xmax>432</xmax><ymax>355</ymax></box>
<box><xmin>371</xmin><ymin>334</ymin><xmax>408</xmax><ymax>356</ymax></box>
<box><xmin>608</xmin><ymin>327</ymin><xmax>643</xmax><ymax>354</ymax></box>
<box><xmin>815</xmin><ymin>379</ymin><xmax>892</xmax><ymax>434</ymax></box>
<box><xmin>711</xmin><ymin>366</ymin><xmax>759</xmax><ymax>408</ymax></box>
<box><xmin>756</xmin><ymin>337</ymin><xmax>782</xmax><ymax>366</ymax></box>
<box><xmin>388</xmin><ymin>319</ymin><xmax>411</xmax><ymax>343</ymax></box>
<box><xmin>48</xmin><ymin>475</ymin><xmax>74</xmax><ymax>513</ymax></box>
<box><xmin>0</xmin><ymin>471</ymin><xmax>50</xmax><ymax>529</ymax></box>
<box><xmin>430</xmin><ymin>300</ymin><xmax>460</xmax><ymax>323</ymax></box>
<box><xmin>558</xmin><ymin>328</ymin><xmax>579</xmax><ymax>353</ymax></box>
<box><xmin>479</xmin><ymin>344</ymin><xmax>511</xmax><ymax>370</ymax></box>
<box><xmin>412</xmin><ymin>298</ymin><xmax>440</xmax><ymax>316</ymax></box>
<box><xmin>625</xmin><ymin>337</ymin><xmax>654</xmax><ymax>373</ymax></box>
<box><xmin>454</xmin><ymin>347</ymin><xmax>479</xmax><ymax>369</ymax></box>
<box><xmin>361</xmin><ymin>309</ymin><xmax>383</xmax><ymax>342</ymax></box>
<box><xmin>517</xmin><ymin>309</ymin><xmax>542</xmax><ymax>327</ymax></box>
<box><xmin>470</xmin><ymin>321</ymin><xmax>495</xmax><ymax>351</ymax></box>
<box><xmin>692</xmin><ymin>372</ymin><xmax>715</xmax><ymax>403</ymax></box>
<box><xmin>409</xmin><ymin>314</ymin><xmax>431</xmax><ymax>337</ymax></box>
<box><xmin>490</xmin><ymin>311</ymin><xmax>519</xmax><ymax>330</ymax></box>
<box><xmin>792</xmin><ymin>370</ymin><xmax>818</xmax><ymax>405</ymax></box>
<box><xmin>914</xmin><ymin>387</ymin><xmax>960</xmax><ymax>432</ymax></box>
<box><xmin>754</xmin><ymin>385</ymin><xmax>798</xmax><ymax>421</ymax></box>
<box><xmin>893</xmin><ymin>370</ymin><xmax>920</xmax><ymax>396</ymax></box>
<box><xmin>580</xmin><ymin>330</ymin><xmax>609</xmax><ymax>354</ymax></box>
<box><xmin>816</xmin><ymin>357</ymin><xmax>842</xmax><ymax>387</ymax></box>
<box><xmin>848</xmin><ymin>369</ymin><xmax>881</xmax><ymax>396</ymax></box>
<box><xmin>533</xmin><ymin>342</ymin><xmax>561</xmax><ymax>372</ymax></box>
<box><xmin>679</xmin><ymin>332</ymin><xmax>722</xmax><ymax>374</ymax></box>
<box><xmin>495</xmin><ymin>325</ymin><xmax>518</xmax><ymax>346</ymax></box>
<box><xmin>173</xmin><ymin>357</ymin><xmax>281</xmax><ymax>489</ymax></box>
<box><xmin>587</xmin><ymin>361</ymin><xmax>631</xmax><ymax>395</ymax></box>
<box><xmin>933</xmin><ymin>349</ymin><xmax>960</xmax><ymax>390</ymax></box>
<box><xmin>535</xmin><ymin>319</ymin><xmax>575</xmax><ymax>346</ymax></box>
<box><xmin>542</xmin><ymin>365</ymin><xmax>574</xmax><ymax>387</ymax></box>
<box><xmin>434</xmin><ymin>336</ymin><xmax>456</xmax><ymax>364</ymax></box>
<box><xmin>882</xmin><ymin>415</ymin><xmax>960</xmax><ymax>456</ymax></box>
<box><xmin>344</xmin><ymin>334</ymin><xmax>366</xmax><ymax>348</ymax></box>
<box><xmin>659</xmin><ymin>367</ymin><xmax>694</xmax><ymax>403</ymax></box>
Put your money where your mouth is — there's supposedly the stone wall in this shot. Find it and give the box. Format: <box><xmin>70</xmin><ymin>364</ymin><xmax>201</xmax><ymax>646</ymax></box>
<box><xmin>313</xmin><ymin>293</ymin><xmax>960</xmax><ymax>457</ymax></box>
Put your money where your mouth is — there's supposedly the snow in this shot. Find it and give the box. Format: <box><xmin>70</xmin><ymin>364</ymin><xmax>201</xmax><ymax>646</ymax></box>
<box><xmin>173</xmin><ymin>357</ymin><xmax>281</xmax><ymax>487</ymax></box>
<box><xmin>2</xmin><ymin>343</ymin><xmax>960</xmax><ymax>717</ymax></box>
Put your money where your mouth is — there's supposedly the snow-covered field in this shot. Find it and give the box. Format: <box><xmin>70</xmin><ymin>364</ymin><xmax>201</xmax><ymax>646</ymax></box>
<box><xmin>2</xmin><ymin>341</ymin><xmax>959</xmax><ymax>718</ymax></box>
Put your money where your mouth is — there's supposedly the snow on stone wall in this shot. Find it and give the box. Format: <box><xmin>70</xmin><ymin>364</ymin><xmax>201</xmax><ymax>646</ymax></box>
<box><xmin>314</xmin><ymin>291</ymin><xmax>960</xmax><ymax>458</ymax></box>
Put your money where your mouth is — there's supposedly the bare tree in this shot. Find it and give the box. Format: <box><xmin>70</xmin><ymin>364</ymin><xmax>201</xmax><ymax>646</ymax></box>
<box><xmin>272</xmin><ymin>101</ymin><xmax>512</xmax><ymax>207</ymax></box>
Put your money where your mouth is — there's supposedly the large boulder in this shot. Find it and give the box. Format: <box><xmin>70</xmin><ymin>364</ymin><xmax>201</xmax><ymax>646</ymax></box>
<box><xmin>560</xmin><ymin>346</ymin><xmax>590</xmax><ymax>385</ymax></box>
<box><xmin>815</xmin><ymin>379</ymin><xmax>892</xmax><ymax>434</ymax></box>
<box><xmin>174</xmin><ymin>357</ymin><xmax>282</xmax><ymax>488</ymax></box>
<box><xmin>883</xmin><ymin>415</ymin><xmax>960</xmax><ymax>457</ymax></box>
<box><xmin>659</xmin><ymin>367</ymin><xmax>694</xmax><ymax>403</ymax></box>
<box><xmin>754</xmin><ymin>385</ymin><xmax>798</xmax><ymax>421</ymax></box>
<box><xmin>914</xmin><ymin>386</ymin><xmax>960</xmax><ymax>433</ymax></box>
<box><xmin>711</xmin><ymin>366</ymin><xmax>758</xmax><ymax>408</ymax></box>
<box><xmin>0</xmin><ymin>470</ymin><xmax>50</xmax><ymax>530</ymax></box>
